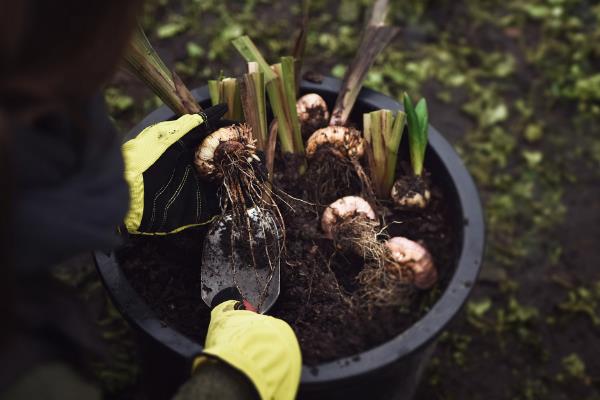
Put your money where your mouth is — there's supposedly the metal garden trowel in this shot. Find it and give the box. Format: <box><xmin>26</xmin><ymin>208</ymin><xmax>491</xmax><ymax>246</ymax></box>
<box><xmin>201</xmin><ymin>207</ymin><xmax>282</xmax><ymax>313</ymax></box>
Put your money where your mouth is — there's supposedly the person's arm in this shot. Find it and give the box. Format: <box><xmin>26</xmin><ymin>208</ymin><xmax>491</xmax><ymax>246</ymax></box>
<box><xmin>172</xmin><ymin>358</ymin><xmax>259</xmax><ymax>400</ymax></box>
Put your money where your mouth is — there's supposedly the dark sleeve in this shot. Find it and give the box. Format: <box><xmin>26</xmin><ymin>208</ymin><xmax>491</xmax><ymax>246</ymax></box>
<box><xmin>11</xmin><ymin>95</ymin><xmax>129</xmax><ymax>274</ymax></box>
<box><xmin>3</xmin><ymin>95</ymin><xmax>127</xmax><ymax>393</ymax></box>
<box><xmin>172</xmin><ymin>359</ymin><xmax>259</xmax><ymax>400</ymax></box>
<box><xmin>0</xmin><ymin>362</ymin><xmax>101</xmax><ymax>400</ymax></box>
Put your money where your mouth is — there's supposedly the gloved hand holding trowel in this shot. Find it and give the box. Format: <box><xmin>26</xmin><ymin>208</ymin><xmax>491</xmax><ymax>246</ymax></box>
<box><xmin>122</xmin><ymin>106</ymin><xmax>301</xmax><ymax>400</ymax></box>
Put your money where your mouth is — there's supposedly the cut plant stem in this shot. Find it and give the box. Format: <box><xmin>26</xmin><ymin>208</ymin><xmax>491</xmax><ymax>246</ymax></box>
<box><xmin>268</xmin><ymin>60</ymin><xmax>304</xmax><ymax>156</ymax></box>
<box><xmin>222</xmin><ymin>79</ymin><xmax>243</xmax><ymax>121</ymax></box>
<box><xmin>291</xmin><ymin>0</ymin><xmax>311</xmax><ymax>93</ymax></box>
<box><xmin>366</xmin><ymin>0</ymin><xmax>390</xmax><ymax>26</ymax></box>
<box><xmin>232</xmin><ymin>37</ymin><xmax>305</xmax><ymax>161</ymax></box>
<box><xmin>277</xmin><ymin>57</ymin><xmax>304</xmax><ymax>154</ymax></box>
<box><xmin>363</xmin><ymin>109</ymin><xmax>405</xmax><ymax>198</ymax></box>
<box><xmin>208</xmin><ymin>80</ymin><xmax>220</xmax><ymax>106</ymax></box>
<box><xmin>123</xmin><ymin>23</ymin><xmax>201</xmax><ymax>116</ymax></box>
<box><xmin>240</xmin><ymin>62</ymin><xmax>268</xmax><ymax>150</ymax></box>
<box><xmin>208</xmin><ymin>77</ymin><xmax>243</xmax><ymax>121</ymax></box>
<box><xmin>172</xmin><ymin>71</ymin><xmax>202</xmax><ymax>114</ymax></box>
<box><xmin>232</xmin><ymin>36</ymin><xmax>277</xmax><ymax>82</ymax></box>
<box><xmin>390</xmin><ymin>94</ymin><xmax>431</xmax><ymax>209</ymax></box>
<box><xmin>329</xmin><ymin>1</ymin><xmax>399</xmax><ymax>126</ymax></box>
<box><xmin>265</xmin><ymin>121</ymin><xmax>278</xmax><ymax>181</ymax></box>
<box><xmin>267</xmin><ymin>64</ymin><xmax>295</xmax><ymax>154</ymax></box>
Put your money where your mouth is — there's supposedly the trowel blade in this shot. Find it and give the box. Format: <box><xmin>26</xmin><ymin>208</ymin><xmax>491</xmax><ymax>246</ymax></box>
<box><xmin>201</xmin><ymin>207</ymin><xmax>281</xmax><ymax>314</ymax></box>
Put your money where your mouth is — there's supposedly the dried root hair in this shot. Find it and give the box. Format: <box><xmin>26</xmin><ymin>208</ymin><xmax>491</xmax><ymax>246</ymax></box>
<box><xmin>305</xmin><ymin>126</ymin><xmax>376</xmax><ymax>204</ymax></box>
<box><xmin>321</xmin><ymin>196</ymin><xmax>387</xmax><ymax>264</ymax></box>
<box><xmin>356</xmin><ymin>256</ymin><xmax>416</xmax><ymax>308</ymax></box>
<box><xmin>330</xmin><ymin>214</ymin><xmax>383</xmax><ymax>260</ymax></box>
<box><xmin>357</xmin><ymin>235</ymin><xmax>437</xmax><ymax>308</ymax></box>
<box><xmin>356</xmin><ymin>238</ymin><xmax>419</xmax><ymax>308</ymax></box>
<box><xmin>304</xmin><ymin>146</ymin><xmax>362</xmax><ymax>204</ymax></box>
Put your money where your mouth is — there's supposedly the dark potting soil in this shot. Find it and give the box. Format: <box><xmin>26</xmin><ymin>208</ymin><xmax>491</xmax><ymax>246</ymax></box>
<box><xmin>117</xmin><ymin>160</ymin><xmax>459</xmax><ymax>365</ymax></box>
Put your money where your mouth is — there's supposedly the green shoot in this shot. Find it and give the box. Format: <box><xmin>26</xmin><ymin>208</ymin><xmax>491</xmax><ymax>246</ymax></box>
<box><xmin>123</xmin><ymin>23</ymin><xmax>201</xmax><ymax>116</ymax></box>
<box><xmin>363</xmin><ymin>109</ymin><xmax>406</xmax><ymax>197</ymax></box>
<box><xmin>240</xmin><ymin>62</ymin><xmax>268</xmax><ymax>150</ymax></box>
<box><xmin>403</xmin><ymin>93</ymin><xmax>429</xmax><ymax>176</ymax></box>
<box><xmin>207</xmin><ymin>77</ymin><xmax>243</xmax><ymax>121</ymax></box>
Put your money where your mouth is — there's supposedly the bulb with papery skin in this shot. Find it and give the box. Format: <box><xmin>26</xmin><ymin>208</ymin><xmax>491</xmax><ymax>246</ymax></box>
<box><xmin>296</xmin><ymin>93</ymin><xmax>329</xmax><ymax>138</ymax></box>
<box><xmin>321</xmin><ymin>196</ymin><xmax>377</xmax><ymax>240</ymax></box>
<box><xmin>194</xmin><ymin>124</ymin><xmax>259</xmax><ymax>178</ymax></box>
<box><xmin>385</xmin><ymin>236</ymin><xmax>437</xmax><ymax>289</ymax></box>
<box><xmin>306</xmin><ymin>126</ymin><xmax>364</xmax><ymax>160</ymax></box>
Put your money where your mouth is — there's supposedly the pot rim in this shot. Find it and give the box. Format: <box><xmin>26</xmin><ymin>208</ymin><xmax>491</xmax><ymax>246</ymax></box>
<box><xmin>95</xmin><ymin>76</ymin><xmax>485</xmax><ymax>385</ymax></box>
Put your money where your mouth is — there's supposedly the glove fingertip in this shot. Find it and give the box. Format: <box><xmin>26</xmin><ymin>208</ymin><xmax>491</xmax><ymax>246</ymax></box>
<box><xmin>211</xmin><ymin>300</ymin><xmax>238</xmax><ymax>315</ymax></box>
<box><xmin>203</xmin><ymin>104</ymin><xmax>228</xmax><ymax>122</ymax></box>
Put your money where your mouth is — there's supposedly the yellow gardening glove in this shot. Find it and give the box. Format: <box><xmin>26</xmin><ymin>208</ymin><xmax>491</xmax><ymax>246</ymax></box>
<box><xmin>121</xmin><ymin>105</ymin><xmax>226</xmax><ymax>234</ymax></box>
<box><xmin>194</xmin><ymin>300</ymin><xmax>302</xmax><ymax>400</ymax></box>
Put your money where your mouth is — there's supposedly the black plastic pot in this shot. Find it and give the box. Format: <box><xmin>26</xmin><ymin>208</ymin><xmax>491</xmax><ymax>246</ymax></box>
<box><xmin>95</xmin><ymin>77</ymin><xmax>485</xmax><ymax>400</ymax></box>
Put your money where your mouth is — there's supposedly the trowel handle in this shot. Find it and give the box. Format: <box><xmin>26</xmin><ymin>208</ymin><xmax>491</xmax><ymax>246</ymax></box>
<box><xmin>210</xmin><ymin>287</ymin><xmax>257</xmax><ymax>312</ymax></box>
<box><xmin>238</xmin><ymin>299</ymin><xmax>258</xmax><ymax>313</ymax></box>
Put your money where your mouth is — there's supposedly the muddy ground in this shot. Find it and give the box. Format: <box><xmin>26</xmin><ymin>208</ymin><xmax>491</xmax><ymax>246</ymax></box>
<box><xmin>57</xmin><ymin>1</ymin><xmax>600</xmax><ymax>399</ymax></box>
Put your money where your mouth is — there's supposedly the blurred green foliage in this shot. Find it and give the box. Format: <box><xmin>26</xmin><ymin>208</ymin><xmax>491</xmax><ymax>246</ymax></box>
<box><xmin>104</xmin><ymin>88</ymin><xmax>134</xmax><ymax>114</ymax></box>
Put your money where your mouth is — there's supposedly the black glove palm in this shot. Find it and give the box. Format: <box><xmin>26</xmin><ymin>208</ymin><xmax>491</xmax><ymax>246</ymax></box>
<box><xmin>122</xmin><ymin>104</ymin><xmax>227</xmax><ymax>234</ymax></box>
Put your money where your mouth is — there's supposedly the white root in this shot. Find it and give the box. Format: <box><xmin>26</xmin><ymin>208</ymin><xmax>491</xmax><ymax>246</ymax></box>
<box><xmin>305</xmin><ymin>126</ymin><xmax>365</xmax><ymax>159</ymax></box>
<box><xmin>194</xmin><ymin>124</ymin><xmax>256</xmax><ymax>178</ymax></box>
<box><xmin>321</xmin><ymin>196</ymin><xmax>377</xmax><ymax>240</ymax></box>
<box><xmin>296</xmin><ymin>94</ymin><xmax>329</xmax><ymax>137</ymax></box>
<box><xmin>385</xmin><ymin>237</ymin><xmax>437</xmax><ymax>289</ymax></box>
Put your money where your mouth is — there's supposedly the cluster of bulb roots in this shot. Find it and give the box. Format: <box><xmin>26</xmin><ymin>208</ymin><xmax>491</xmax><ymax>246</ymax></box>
<box><xmin>321</xmin><ymin>196</ymin><xmax>437</xmax><ymax>308</ymax></box>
